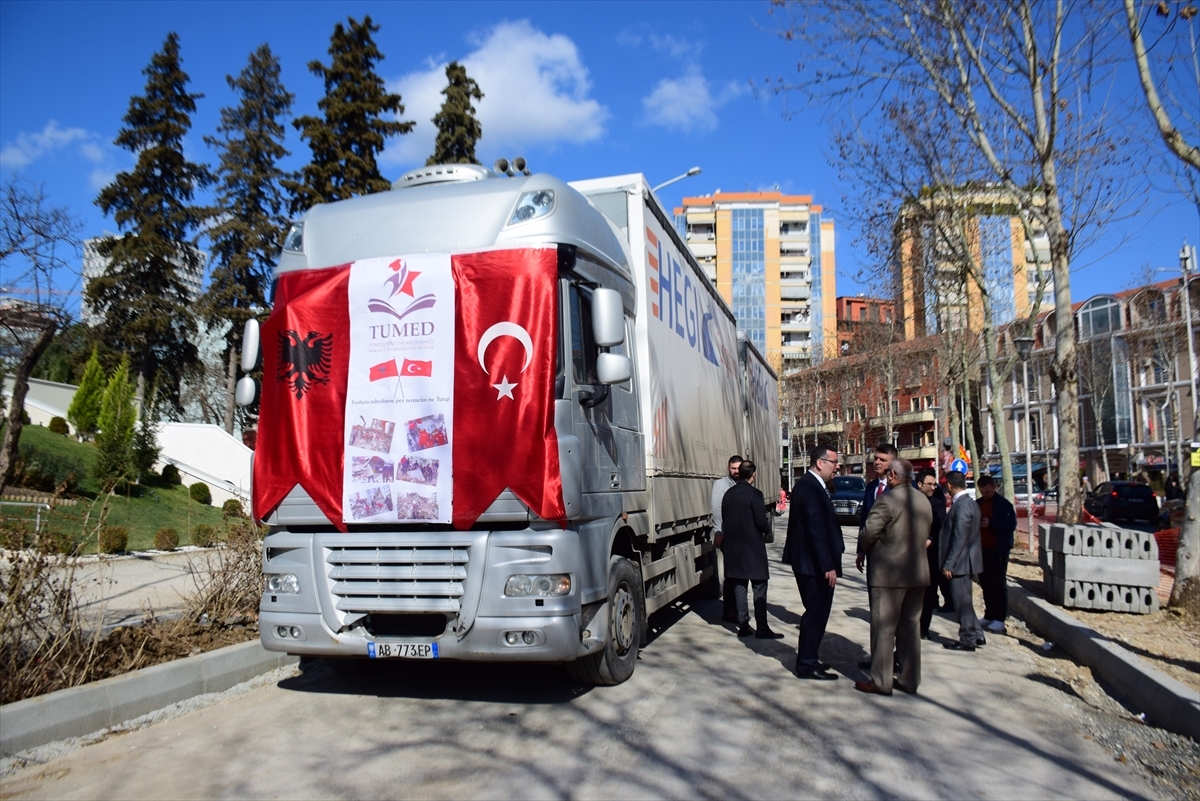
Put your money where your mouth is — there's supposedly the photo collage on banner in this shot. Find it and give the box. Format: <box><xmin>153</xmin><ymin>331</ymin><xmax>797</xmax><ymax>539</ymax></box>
<box><xmin>343</xmin><ymin>254</ymin><xmax>455</xmax><ymax>524</ymax></box>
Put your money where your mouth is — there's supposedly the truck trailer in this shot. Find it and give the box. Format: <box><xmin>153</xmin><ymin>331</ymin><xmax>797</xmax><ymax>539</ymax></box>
<box><xmin>243</xmin><ymin>164</ymin><xmax>779</xmax><ymax>684</ymax></box>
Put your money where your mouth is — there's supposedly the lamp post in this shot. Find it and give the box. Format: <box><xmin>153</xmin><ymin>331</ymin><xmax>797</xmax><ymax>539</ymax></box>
<box><xmin>651</xmin><ymin>166</ymin><xmax>702</xmax><ymax>193</ymax></box>
<box><xmin>1180</xmin><ymin>241</ymin><xmax>1198</xmax><ymax>448</ymax></box>
<box><xmin>1015</xmin><ymin>336</ymin><xmax>1035</xmax><ymax>539</ymax></box>
<box><xmin>929</xmin><ymin>405</ymin><xmax>943</xmax><ymax>482</ymax></box>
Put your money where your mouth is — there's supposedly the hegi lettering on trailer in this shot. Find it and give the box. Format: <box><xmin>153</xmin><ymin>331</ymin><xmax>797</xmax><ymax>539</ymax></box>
<box><xmin>646</xmin><ymin>226</ymin><xmax>720</xmax><ymax>367</ymax></box>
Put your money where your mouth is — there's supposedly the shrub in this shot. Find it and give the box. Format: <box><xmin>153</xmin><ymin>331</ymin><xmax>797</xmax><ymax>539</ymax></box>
<box><xmin>153</xmin><ymin>527</ymin><xmax>179</xmax><ymax>551</ymax></box>
<box><xmin>99</xmin><ymin>526</ymin><xmax>128</xmax><ymax>554</ymax></box>
<box><xmin>191</xmin><ymin>524</ymin><xmax>217</xmax><ymax>548</ymax></box>
<box><xmin>161</xmin><ymin>463</ymin><xmax>181</xmax><ymax>484</ymax></box>
<box><xmin>189</xmin><ymin>482</ymin><xmax>212</xmax><ymax>505</ymax></box>
<box><xmin>48</xmin><ymin>416</ymin><xmax>69</xmax><ymax>436</ymax></box>
<box><xmin>221</xmin><ymin>498</ymin><xmax>245</xmax><ymax>518</ymax></box>
<box><xmin>14</xmin><ymin>444</ymin><xmax>85</xmax><ymax>494</ymax></box>
<box><xmin>39</xmin><ymin>530</ymin><xmax>78</xmax><ymax>555</ymax></box>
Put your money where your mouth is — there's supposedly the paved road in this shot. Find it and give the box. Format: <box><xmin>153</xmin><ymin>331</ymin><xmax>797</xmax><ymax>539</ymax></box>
<box><xmin>3</xmin><ymin>519</ymin><xmax>1158</xmax><ymax>800</ymax></box>
<box><xmin>68</xmin><ymin>550</ymin><xmax>211</xmax><ymax>629</ymax></box>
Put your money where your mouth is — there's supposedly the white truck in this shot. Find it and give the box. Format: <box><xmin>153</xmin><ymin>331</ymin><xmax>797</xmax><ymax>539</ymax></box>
<box><xmin>242</xmin><ymin>165</ymin><xmax>778</xmax><ymax>684</ymax></box>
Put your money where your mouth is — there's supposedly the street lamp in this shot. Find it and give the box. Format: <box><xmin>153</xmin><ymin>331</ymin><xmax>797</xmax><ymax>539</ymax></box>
<box><xmin>1015</xmin><ymin>335</ymin><xmax>1035</xmax><ymax>541</ymax></box>
<box><xmin>652</xmin><ymin>166</ymin><xmax>702</xmax><ymax>193</ymax></box>
<box><xmin>929</xmin><ymin>405</ymin><xmax>943</xmax><ymax>482</ymax></box>
<box><xmin>1180</xmin><ymin>241</ymin><xmax>1198</xmax><ymax>444</ymax></box>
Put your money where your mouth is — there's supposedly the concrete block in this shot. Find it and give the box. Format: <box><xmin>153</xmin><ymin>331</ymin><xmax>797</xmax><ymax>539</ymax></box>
<box><xmin>1048</xmin><ymin>553</ymin><xmax>1160</xmax><ymax>587</ymax></box>
<box><xmin>1045</xmin><ymin>524</ymin><xmax>1082</xmax><ymax>554</ymax></box>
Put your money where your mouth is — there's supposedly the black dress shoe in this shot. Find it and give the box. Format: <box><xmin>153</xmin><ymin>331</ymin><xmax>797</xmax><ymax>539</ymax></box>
<box><xmin>796</xmin><ymin>668</ymin><xmax>838</xmax><ymax>681</ymax></box>
<box><xmin>737</xmin><ymin>622</ymin><xmax>754</xmax><ymax>637</ymax></box>
<box><xmin>975</xmin><ymin>634</ymin><xmax>986</xmax><ymax>647</ymax></box>
<box><xmin>755</xmin><ymin>626</ymin><xmax>785</xmax><ymax>640</ymax></box>
<box><xmin>942</xmin><ymin>641</ymin><xmax>976</xmax><ymax>652</ymax></box>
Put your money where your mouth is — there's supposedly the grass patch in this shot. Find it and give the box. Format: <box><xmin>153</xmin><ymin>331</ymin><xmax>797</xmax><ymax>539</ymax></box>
<box><xmin>7</xmin><ymin>425</ymin><xmax>226</xmax><ymax>553</ymax></box>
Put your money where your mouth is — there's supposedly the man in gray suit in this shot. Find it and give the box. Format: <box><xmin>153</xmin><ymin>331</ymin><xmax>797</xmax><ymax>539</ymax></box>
<box><xmin>941</xmin><ymin>471</ymin><xmax>985</xmax><ymax>651</ymax></box>
<box><xmin>854</xmin><ymin>459</ymin><xmax>932</xmax><ymax>695</ymax></box>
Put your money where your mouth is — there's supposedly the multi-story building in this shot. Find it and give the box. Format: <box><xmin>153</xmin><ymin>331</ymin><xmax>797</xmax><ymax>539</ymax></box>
<box><xmin>82</xmin><ymin>236</ymin><xmax>205</xmax><ymax>326</ymax></box>
<box><xmin>676</xmin><ymin>191</ymin><xmax>836</xmax><ymax>372</ymax></box>
<box><xmin>835</xmin><ymin>295</ymin><xmax>897</xmax><ymax>357</ymax></box>
<box><xmin>894</xmin><ymin>187</ymin><xmax>1055</xmax><ymax>341</ymax></box>
<box><xmin>984</xmin><ymin>277</ymin><xmax>1199</xmax><ymax>489</ymax></box>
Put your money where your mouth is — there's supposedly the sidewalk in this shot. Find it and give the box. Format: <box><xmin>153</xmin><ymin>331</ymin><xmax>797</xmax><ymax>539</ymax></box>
<box><xmin>65</xmin><ymin>550</ymin><xmax>212</xmax><ymax>630</ymax></box>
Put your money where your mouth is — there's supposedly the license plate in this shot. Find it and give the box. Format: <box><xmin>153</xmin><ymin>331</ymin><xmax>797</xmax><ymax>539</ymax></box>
<box><xmin>368</xmin><ymin>642</ymin><xmax>438</xmax><ymax>659</ymax></box>
<box><xmin>1128</xmin><ymin>499</ymin><xmax>1144</xmax><ymax>504</ymax></box>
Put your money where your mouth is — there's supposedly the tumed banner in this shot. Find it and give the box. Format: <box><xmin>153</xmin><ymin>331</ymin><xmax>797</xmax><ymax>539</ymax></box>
<box><xmin>343</xmin><ymin>255</ymin><xmax>456</xmax><ymax>524</ymax></box>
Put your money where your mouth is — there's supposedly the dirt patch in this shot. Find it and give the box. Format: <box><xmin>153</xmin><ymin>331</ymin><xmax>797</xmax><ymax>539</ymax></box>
<box><xmin>89</xmin><ymin>619</ymin><xmax>260</xmax><ymax>679</ymax></box>
<box><xmin>1007</xmin><ymin>548</ymin><xmax>1200</xmax><ymax>695</ymax></box>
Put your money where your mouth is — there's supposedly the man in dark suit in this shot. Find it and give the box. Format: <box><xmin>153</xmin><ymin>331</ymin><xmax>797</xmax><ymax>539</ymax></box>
<box><xmin>976</xmin><ymin>474</ymin><xmax>1017</xmax><ymax>633</ymax></box>
<box><xmin>855</xmin><ymin>459</ymin><xmax>931</xmax><ymax>696</ymax></box>
<box><xmin>941</xmin><ymin>470</ymin><xmax>985</xmax><ymax>651</ymax></box>
<box><xmin>783</xmin><ymin>444</ymin><xmax>844</xmax><ymax>680</ymax></box>
<box><xmin>721</xmin><ymin>460</ymin><xmax>783</xmax><ymax>639</ymax></box>
<box><xmin>916</xmin><ymin>469</ymin><xmax>950</xmax><ymax>637</ymax></box>
<box><xmin>858</xmin><ymin>443</ymin><xmax>899</xmax><ymax>531</ymax></box>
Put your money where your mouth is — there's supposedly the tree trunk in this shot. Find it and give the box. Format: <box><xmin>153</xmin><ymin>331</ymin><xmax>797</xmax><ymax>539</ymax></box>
<box><xmin>223</xmin><ymin>346</ymin><xmax>237</xmax><ymax>434</ymax></box>
<box><xmin>1171</xmin><ymin>469</ymin><xmax>1200</xmax><ymax>609</ymax></box>
<box><xmin>984</xmin><ymin>334</ymin><xmax>1015</xmax><ymax>500</ymax></box>
<box><xmin>0</xmin><ymin>322</ymin><xmax>59</xmax><ymax>491</ymax></box>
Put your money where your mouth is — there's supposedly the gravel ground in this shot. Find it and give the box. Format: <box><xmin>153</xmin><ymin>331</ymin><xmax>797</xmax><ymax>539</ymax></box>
<box><xmin>986</xmin><ymin>553</ymin><xmax>1200</xmax><ymax>799</ymax></box>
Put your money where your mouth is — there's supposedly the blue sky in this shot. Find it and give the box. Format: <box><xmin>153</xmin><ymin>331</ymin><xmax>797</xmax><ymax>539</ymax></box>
<box><xmin>2</xmin><ymin>1</ymin><xmax>1197</xmax><ymax>317</ymax></box>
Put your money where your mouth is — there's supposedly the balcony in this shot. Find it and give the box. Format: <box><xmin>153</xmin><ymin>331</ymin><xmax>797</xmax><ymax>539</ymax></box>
<box><xmin>688</xmin><ymin>241</ymin><xmax>716</xmax><ymax>259</ymax></box>
<box><xmin>780</xmin><ymin>240</ymin><xmax>810</xmax><ymax>256</ymax></box>
<box><xmin>780</xmin><ymin>282</ymin><xmax>811</xmax><ymax>301</ymax></box>
<box><xmin>899</xmin><ymin>445</ymin><xmax>937</xmax><ymax>461</ymax></box>
<box><xmin>781</xmin><ymin>319</ymin><xmax>812</xmax><ymax>333</ymax></box>
<box><xmin>867</xmin><ymin>409</ymin><xmax>936</xmax><ymax>428</ymax></box>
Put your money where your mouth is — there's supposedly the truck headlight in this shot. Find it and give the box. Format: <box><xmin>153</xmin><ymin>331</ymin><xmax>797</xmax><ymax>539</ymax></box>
<box><xmin>266</xmin><ymin>573</ymin><xmax>300</xmax><ymax>594</ymax></box>
<box><xmin>282</xmin><ymin>222</ymin><xmax>304</xmax><ymax>253</ymax></box>
<box><xmin>507</xmin><ymin>190</ymin><xmax>555</xmax><ymax>226</ymax></box>
<box><xmin>504</xmin><ymin>574</ymin><xmax>571</xmax><ymax>597</ymax></box>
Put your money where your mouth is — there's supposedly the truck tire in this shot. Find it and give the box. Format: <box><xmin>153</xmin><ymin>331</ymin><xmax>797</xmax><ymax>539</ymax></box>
<box><xmin>566</xmin><ymin>556</ymin><xmax>643</xmax><ymax>686</ymax></box>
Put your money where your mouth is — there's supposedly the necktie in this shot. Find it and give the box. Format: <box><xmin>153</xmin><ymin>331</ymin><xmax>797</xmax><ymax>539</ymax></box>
<box><xmin>875</xmin><ymin>481</ymin><xmax>885</xmax><ymax>500</ymax></box>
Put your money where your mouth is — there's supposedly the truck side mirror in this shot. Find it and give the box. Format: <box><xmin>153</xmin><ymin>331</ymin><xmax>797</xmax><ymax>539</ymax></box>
<box><xmin>596</xmin><ymin>352</ymin><xmax>631</xmax><ymax>385</ymax></box>
<box><xmin>241</xmin><ymin>318</ymin><xmax>261</xmax><ymax>373</ymax></box>
<box><xmin>235</xmin><ymin>376</ymin><xmax>258</xmax><ymax>407</ymax></box>
<box><xmin>591</xmin><ymin>288</ymin><xmax>624</xmax><ymax>347</ymax></box>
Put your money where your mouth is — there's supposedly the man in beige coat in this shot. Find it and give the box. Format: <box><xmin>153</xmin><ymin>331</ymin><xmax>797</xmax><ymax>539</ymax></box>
<box><xmin>854</xmin><ymin>459</ymin><xmax>932</xmax><ymax>696</ymax></box>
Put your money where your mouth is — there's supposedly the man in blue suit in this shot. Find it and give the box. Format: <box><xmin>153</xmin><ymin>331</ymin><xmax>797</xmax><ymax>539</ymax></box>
<box><xmin>858</xmin><ymin>443</ymin><xmax>899</xmax><ymax>531</ymax></box>
<box><xmin>783</xmin><ymin>444</ymin><xmax>844</xmax><ymax>681</ymax></box>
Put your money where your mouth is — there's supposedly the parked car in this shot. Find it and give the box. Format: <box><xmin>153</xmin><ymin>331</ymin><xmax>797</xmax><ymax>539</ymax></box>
<box><xmin>1083</xmin><ymin>481</ymin><xmax>1160</xmax><ymax>524</ymax></box>
<box><xmin>1033</xmin><ymin>487</ymin><xmax>1057</xmax><ymax>517</ymax></box>
<box><xmin>829</xmin><ymin>475</ymin><xmax>867</xmax><ymax>525</ymax></box>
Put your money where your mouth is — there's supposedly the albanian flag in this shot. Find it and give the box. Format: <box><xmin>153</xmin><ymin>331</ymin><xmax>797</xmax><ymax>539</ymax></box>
<box><xmin>253</xmin><ymin>265</ymin><xmax>351</xmax><ymax>529</ymax></box>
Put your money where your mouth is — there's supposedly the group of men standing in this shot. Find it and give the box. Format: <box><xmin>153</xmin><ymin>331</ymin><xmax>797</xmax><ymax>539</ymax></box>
<box><xmin>711</xmin><ymin>442</ymin><xmax>1016</xmax><ymax>697</ymax></box>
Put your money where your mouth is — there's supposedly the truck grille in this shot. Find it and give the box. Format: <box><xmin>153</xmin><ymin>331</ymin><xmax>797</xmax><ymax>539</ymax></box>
<box><xmin>325</xmin><ymin>545</ymin><xmax>469</xmax><ymax>614</ymax></box>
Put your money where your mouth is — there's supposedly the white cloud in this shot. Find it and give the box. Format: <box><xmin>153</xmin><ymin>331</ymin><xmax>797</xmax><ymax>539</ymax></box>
<box><xmin>641</xmin><ymin>66</ymin><xmax>744</xmax><ymax>134</ymax></box>
<box><xmin>0</xmin><ymin>120</ymin><xmax>94</xmax><ymax>168</ymax></box>
<box><xmin>385</xmin><ymin>20</ymin><xmax>608</xmax><ymax>167</ymax></box>
<box><xmin>616</xmin><ymin>30</ymin><xmax>703</xmax><ymax>59</ymax></box>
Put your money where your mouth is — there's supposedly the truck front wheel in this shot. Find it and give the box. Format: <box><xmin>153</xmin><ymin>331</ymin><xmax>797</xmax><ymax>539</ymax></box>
<box><xmin>566</xmin><ymin>556</ymin><xmax>644</xmax><ymax>685</ymax></box>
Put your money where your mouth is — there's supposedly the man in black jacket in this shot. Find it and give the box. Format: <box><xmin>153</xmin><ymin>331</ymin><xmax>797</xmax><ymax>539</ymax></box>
<box><xmin>783</xmin><ymin>444</ymin><xmax>844</xmax><ymax>680</ymax></box>
<box><xmin>721</xmin><ymin>461</ymin><xmax>783</xmax><ymax>640</ymax></box>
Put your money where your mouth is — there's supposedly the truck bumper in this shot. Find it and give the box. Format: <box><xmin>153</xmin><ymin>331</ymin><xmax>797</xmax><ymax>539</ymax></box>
<box><xmin>260</xmin><ymin>610</ymin><xmax>590</xmax><ymax>662</ymax></box>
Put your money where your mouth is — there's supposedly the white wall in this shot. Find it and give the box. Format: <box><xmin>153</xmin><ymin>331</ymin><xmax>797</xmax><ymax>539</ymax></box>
<box><xmin>155</xmin><ymin>423</ymin><xmax>252</xmax><ymax>507</ymax></box>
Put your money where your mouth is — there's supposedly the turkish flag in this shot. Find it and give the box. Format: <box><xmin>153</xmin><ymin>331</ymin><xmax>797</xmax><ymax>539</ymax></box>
<box><xmin>253</xmin><ymin>265</ymin><xmax>350</xmax><ymax>529</ymax></box>
<box><xmin>451</xmin><ymin>247</ymin><xmax>564</xmax><ymax>528</ymax></box>
<box><xmin>401</xmin><ymin>358</ymin><xmax>433</xmax><ymax>377</ymax></box>
<box><xmin>369</xmin><ymin>359</ymin><xmax>399</xmax><ymax>381</ymax></box>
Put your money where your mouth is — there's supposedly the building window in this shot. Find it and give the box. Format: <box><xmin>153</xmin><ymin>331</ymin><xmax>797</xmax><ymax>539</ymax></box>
<box><xmin>732</xmin><ymin>208</ymin><xmax>766</xmax><ymax>352</ymax></box>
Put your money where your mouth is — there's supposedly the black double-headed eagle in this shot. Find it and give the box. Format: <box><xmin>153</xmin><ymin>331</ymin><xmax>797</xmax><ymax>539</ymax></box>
<box><xmin>277</xmin><ymin>330</ymin><xmax>333</xmax><ymax>400</ymax></box>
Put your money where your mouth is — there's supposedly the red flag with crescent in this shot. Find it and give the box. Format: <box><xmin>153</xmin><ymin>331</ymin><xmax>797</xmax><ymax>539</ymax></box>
<box><xmin>253</xmin><ymin>265</ymin><xmax>351</xmax><ymax>529</ymax></box>
<box><xmin>451</xmin><ymin>247</ymin><xmax>564</xmax><ymax>528</ymax></box>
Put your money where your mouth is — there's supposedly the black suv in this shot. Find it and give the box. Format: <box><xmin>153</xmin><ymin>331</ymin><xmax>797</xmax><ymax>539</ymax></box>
<box><xmin>1083</xmin><ymin>481</ymin><xmax>1159</xmax><ymax>524</ymax></box>
<box><xmin>829</xmin><ymin>475</ymin><xmax>867</xmax><ymax>525</ymax></box>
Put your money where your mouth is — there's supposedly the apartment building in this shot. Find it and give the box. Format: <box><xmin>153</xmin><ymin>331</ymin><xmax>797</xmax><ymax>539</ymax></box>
<box><xmin>676</xmin><ymin>191</ymin><xmax>836</xmax><ymax>372</ymax></box>
<box><xmin>82</xmin><ymin>236</ymin><xmax>205</xmax><ymax>326</ymax></box>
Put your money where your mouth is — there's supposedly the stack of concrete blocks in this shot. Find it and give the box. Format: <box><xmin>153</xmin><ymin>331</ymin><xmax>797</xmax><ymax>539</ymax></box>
<box><xmin>1038</xmin><ymin>522</ymin><xmax>1160</xmax><ymax>613</ymax></box>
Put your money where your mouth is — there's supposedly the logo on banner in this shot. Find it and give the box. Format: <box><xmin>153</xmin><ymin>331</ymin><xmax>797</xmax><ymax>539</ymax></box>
<box><xmin>277</xmin><ymin>330</ymin><xmax>334</xmax><ymax>399</ymax></box>
<box><xmin>368</xmin><ymin>258</ymin><xmax>436</xmax><ymax>322</ymax></box>
<box><xmin>477</xmin><ymin>322</ymin><xmax>533</xmax><ymax>400</ymax></box>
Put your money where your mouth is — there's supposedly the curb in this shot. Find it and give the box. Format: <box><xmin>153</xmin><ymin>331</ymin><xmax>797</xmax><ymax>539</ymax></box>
<box><xmin>1007</xmin><ymin>580</ymin><xmax>1200</xmax><ymax>740</ymax></box>
<box><xmin>0</xmin><ymin>640</ymin><xmax>297</xmax><ymax>757</ymax></box>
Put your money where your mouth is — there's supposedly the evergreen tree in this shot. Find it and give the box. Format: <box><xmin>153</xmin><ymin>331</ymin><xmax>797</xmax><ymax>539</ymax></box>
<box><xmin>67</xmin><ymin>347</ymin><xmax>106</xmax><ymax>440</ymax></box>
<box><xmin>427</xmin><ymin>61</ymin><xmax>484</xmax><ymax>166</ymax></box>
<box><xmin>203</xmin><ymin>44</ymin><xmax>294</xmax><ymax>432</ymax></box>
<box><xmin>130</xmin><ymin>383</ymin><xmax>161</xmax><ymax>482</ymax></box>
<box><xmin>94</xmin><ymin>357</ymin><xmax>138</xmax><ymax>488</ymax></box>
<box><xmin>285</xmin><ymin>16</ymin><xmax>413</xmax><ymax>215</ymax></box>
<box><xmin>88</xmin><ymin>32</ymin><xmax>210</xmax><ymax>415</ymax></box>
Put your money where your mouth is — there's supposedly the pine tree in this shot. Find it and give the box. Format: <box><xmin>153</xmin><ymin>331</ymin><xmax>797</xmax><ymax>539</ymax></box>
<box><xmin>130</xmin><ymin>382</ymin><xmax>161</xmax><ymax>482</ymax></box>
<box><xmin>203</xmin><ymin>44</ymin><xmax>294</xmax><ymax>433</ymax></box>
<box><xmin>94</xmin><ymin>357</ymin><xmax>138</xmax><ymax>488</ymax></box>
<box><xmin>88</xmin><ymin>32</ymin><xmax>210</xmax><ymax>415</ymax></box>
<box><xmin>285</xmin><ymin>16</ymin><xmax>413</xmax><ymax>215</ymax></box>
<box><xmin>67</xmin><ymin>347</ymin><xmax>106</xmax><ymax>440</ymax></box>
<box><xmin>427</xmin><ymin>62</ymin><xmax>484</xmax><ymax>166</ymax></box>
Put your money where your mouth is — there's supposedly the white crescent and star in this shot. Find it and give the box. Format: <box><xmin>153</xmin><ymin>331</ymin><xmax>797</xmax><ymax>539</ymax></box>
<box><xmin>477</xmin><ymin>322</ymin><xmax>533</xmax><ymax>400</ymax></box>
